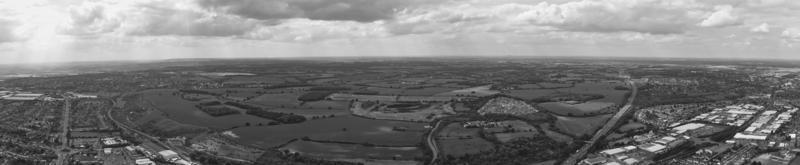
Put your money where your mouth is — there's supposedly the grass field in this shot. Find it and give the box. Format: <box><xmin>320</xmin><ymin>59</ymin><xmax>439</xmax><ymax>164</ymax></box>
<box><xmin>351</xmin><ymin>102</ymin><xmax>455</xmax><ymax>122</ymax></box>
<box><xmin>199</xmin><ymin>88</ymin><xmax>265</xmax><ymax>99</ymax></box>
<box><xmin>231</xmin><ymin>115</ymin><xmax>428</xmax><ymax>148</ymax></box>
<box><xmin>506</xmin><ymin>82</ymin><xmax>628</xmax><ymax>105</ymax></box>
<box><xmin>554</xmin><ymin>114</ymin><xmax>612</xmax><ymax>137</ymax></box>
<box><xmin>617</xmin><ymin>121</ymin><xmax>647</xmax><ymax>132</ymax></box>
<box><xmin>140</xmin><ymin>89</ymin><xmax>275</xmax><ymax>129</ymax></box>
<box><xmin>505</xmin><ymin>89</ymin><xmax>560</xmax><ymax>100</ymax></box>
<box><xmin>436</xmin><ymin>123</ymin><xmax>495</xmax><ymax>157</ymax></box>
<box><xmin>279</xmin><ymin>140</ymin><xmax>423</xmax><ymax>161</ymax></box>
<box><xmin>246</xmin><ymin>92</ymin><xmax>303</xmax><ymax>108</ymax></box>
<box><xmin>539</xmin><ymin>123</ymin><xmax>573</xmax><ymax>143</ymax></box>
<box><xmin>436</xmin><ymin>85</ymin><xmax>499</xmax><ymax>97</ymax></box>
<box><xmin>537</xmin><ymin>102</ymin><xmax>616</xmax><ymax>116</ymax></box>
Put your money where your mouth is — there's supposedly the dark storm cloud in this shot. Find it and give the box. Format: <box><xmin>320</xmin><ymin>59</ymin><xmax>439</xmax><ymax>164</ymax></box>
<box><xmin>196</xmin><ymin>0</ymin><xmax>431</xmax><ymax>22</ymax></box>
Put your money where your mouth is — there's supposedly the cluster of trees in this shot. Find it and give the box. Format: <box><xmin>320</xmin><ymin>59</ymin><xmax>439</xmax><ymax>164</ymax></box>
<box><xmin>297</xmin><ymin>92</ymin><xmax>334</xmax><ymax>102</ymax></box>
<box><xmin>225</xmin><ymin>102</ymin><xmax>306</xmax><ymax>124</ymax></box>
<box><xmin>194</xmin><ymin>101</ymin><xmax>240</xmax><ymax>117</ymax></box>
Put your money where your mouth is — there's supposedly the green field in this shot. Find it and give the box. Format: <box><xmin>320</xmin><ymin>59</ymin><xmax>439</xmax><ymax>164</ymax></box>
<box><xmin>537</xmin><ymin>102</ymin><xmax>616</xmax><ymax>116</ymax></box>
<box><xmin>231</xmin><ymin>115</ymin><xmax>428</xmax><ymax>148</ymax></box>
<box><xmin>139</xmin><ymin>89</ymin><xmax>275</xmax><ymax>129</ymax></box>
<box><xmin>554</xmin><ymin>114</ymin><xmax>612</xmax><ymax>137</ymax></box>
<box><xmin>436</xmin><ymin>123</ymin><xmax>495</xmax><ymax>157</ymax></box>
<box><xmin>279</xmin><ymin>140</ymin><xmax>423</xmax><ymax>161</ymax></box>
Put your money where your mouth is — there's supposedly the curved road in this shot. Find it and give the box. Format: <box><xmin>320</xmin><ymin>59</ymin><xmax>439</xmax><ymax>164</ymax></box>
<box><xmin>561</xmin><ymin>80</ymin><xmax>637</xmax><ymax>165</ymax></box>
<box><xmin>427</xmin><ymin>121</ymin><xmax>443</xmax><ymax>165</ymax></box>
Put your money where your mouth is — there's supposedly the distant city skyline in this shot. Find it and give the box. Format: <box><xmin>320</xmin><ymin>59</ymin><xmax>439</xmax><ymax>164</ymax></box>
<box><xmin>1</xmin><ymin>0</ymin><xmax>799</xmax><ymax>64</ymax></box>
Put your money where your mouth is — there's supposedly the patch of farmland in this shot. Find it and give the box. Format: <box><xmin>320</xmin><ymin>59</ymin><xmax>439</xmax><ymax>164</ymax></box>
<box><xmin>366</xmin><ymin>87</ymin><xmax>405</xmax><ymax>95</ymax></box>
<box><xmin>401</xmin><ymin>87</ymin><xmax>458</xmax><ymax>96</ymax></box>
<box><xmin>199</xmin><ymin>88</ymin><xmax>265</xmax><ymax>99</ymax></box>
<box><xmin>426</xmin><ymin>79</ymin><xmax>465</xmax><ymax>84</ymax></box>
<box><xmin>505</xmin><ymin>89</ymin><xmax>560</xmax><ymax>100</ymax></box>
<box><xmin>536</xmin><ymin>102</ymin><xmax>616</xmax><ymax>116</ymax></box>
<box><xmin>246</xmin><ymin>93</ymin><xmax>303</xmax><ymax>108</ymax></box>
<box><xmin>350</xmin><ymin>102</ymin><xmax>455</xmax><ymax>122</ymax></box>
<box><xmin>554</xmin><ymin>114</ymin><xmax>612</xmax><ymax>137</ymax></box>
<box><xmin>554</xmin><ymin>82</ymin><xmax>629</xmax><ymax>104</ymax></box>
<box><xmin>223</xmin><ymin>76</ymin><xmax>289</xmax><ymax>84</ymax></box>
<box><xmin>517</xmin><ymin>84</ymin><xmax>542</xmax><ymax>89</ymax></box>
<box><xmin>231</xmin><ymin>115</ymin><xmax>427</xmax><ymax>148</ymax></box>
<box><xmin>539</xmin><ymin>123</ymin><xmax>574</xmax><ymax>143</ymax></box>
<box><xmin>140</xmin><ymin>89</ymin><xmax>276</xmax><ymax>129</ymax></box>
<box><xmin>435</xmin><ymin>85</ymin><xmax>500</xmax><ymax>97</ymax></box>
<box><xmin>494</xmin><ymin>132</ymin><xmax>539</xmax><ymax>143</ymax></box>
<box><xmin>538</xmin><ymin>82</ymin><xmax>573</xmax><ymax>88</ymax></box>
<box><xmin>302</xmin><ymin>100</ymin><xmax>349</xmax><ymax>109</ymax></box>
<box><xmin>436</xmin><ymin>123</ymin><xmax>495</xmax><ymax>157</ymax></box>
<box><xmin>279</xmin><ymin>140</ymin><xmax>423</xmax><ymax>161</ymax></box>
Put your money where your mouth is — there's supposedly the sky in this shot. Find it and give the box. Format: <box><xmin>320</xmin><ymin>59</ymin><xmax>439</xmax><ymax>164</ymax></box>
<box><xmin>1</xmin><ymin>0</ymin><xmax>799</xmax><ymax>64</ymax></box>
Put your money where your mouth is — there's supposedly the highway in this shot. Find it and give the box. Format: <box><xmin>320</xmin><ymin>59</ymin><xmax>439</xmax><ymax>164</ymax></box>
<box><xmin>426</xmin><ymin>120</ymin><xmax>443</xmax><ymax>165</ymax></box>
<box><xmin>561</xmin><ymin>80</ymin><xmax>637</xmax><ymax>165</ymax></box>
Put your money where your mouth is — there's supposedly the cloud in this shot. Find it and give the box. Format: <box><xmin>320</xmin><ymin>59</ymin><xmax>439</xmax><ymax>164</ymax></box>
<box><xmin>63</xmin><ymin>0</ymin><xmax>261</xmax><ymax>37</ymax></box>
<box><xmin>196</xmin><ymin>0</ymin><xmax>434</xmax><ymax>22</ymax></box>
<box><xmin>0</xmin><ymin>19</ymin><xmax>19</xmax><ymax>43</ymax></box>
<box><xmin>243</xmin><ymin>19</ymin><xmax>389</xmax><ymax>42</ymax></box>
<box><xmin>698</xmin><ymin>5</ymin><xmax>742</xmax><ymax>27</ymax></box>
<box><xmin>750</xmin><ymin>23</ymin><xmax>770</xmax><ymax>33</ymax></box>
<box><xmin>782</xmin><ymin>28</ymin><xmax>800</xmax><ymax>41</ymax></box>
<box><xmin>390</xmin><ymin>0</ymin><xmax>709</xmax><ymax>35</ymax></box>
<box><xmin>522</xmin><ymin>0</ymin><xmax>703</xmax><ymax>34</ymax></box>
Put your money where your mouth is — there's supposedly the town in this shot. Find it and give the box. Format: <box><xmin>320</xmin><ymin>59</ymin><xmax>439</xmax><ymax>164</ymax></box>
<box><xmin>1</xmin><ymin>57</ymin><xmax>800</xmax><ymax>165</ymax></box>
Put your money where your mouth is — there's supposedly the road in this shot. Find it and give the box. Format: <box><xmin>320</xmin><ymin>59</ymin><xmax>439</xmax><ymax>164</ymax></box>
<box><xmin>426</xmin><ymin>120</ymin><xmax>443</xmax><ymax>165</ymax></box>
<box><xmin>55</xmin><ymin>98</ymin><xmax>71</xmax><ymax>165</ymax></box>
<box><xmin>561</xmin><ymin>80</ymin><xmax>637</xmax><ymax>165</ymax></box>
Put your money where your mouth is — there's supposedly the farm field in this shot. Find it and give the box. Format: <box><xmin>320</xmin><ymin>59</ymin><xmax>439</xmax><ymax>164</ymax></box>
<box><xmin>539</xmin><ymin>123</ymin><xmax>573</xmax><ymax>143</ymax></box>
<box><xmin>536</xmin><ymin>101</ymin><xmax>616</xmax><ymax>116</ymax></box>
<box><xmin>350</xmin><ymin>102</ymin><xmax>455</xmax><ymax>122</ymax></box>
<box><xmin>231</xmin><ymin>115</ymin><xmax>428</xmax><ymax>148</ymax></box>
<box><xmin>506</xmin><ymin>82</ymin><xmax>628</xmax><ymax>104</ymax></box>
<box><xmin>126</xmin><ymin>109</ymin><xmax>208</xmax><ymax>137</ymax></box>
<box><xmin>494</xmin><ymin>132</ymin><xmax>539</xmax><ymax>143</ymax></box>
<box><xmin>279</xmin><ymin>140</ymin><xmax>423</xmax><ymax>161</ymax></box>
<box><xmin>222</xmin><ymin>75</ymin><xmax>292</xmax><ymax>84</ymax></box>
<box><xmin>436</xmin><ymin>123</ymin><xmax>495</xmax><ymax>157</ymax></box>
<box><xmin>140</xmin><ymin>89</ymin><xmax>275</xmax><ymax>129</ymax></box>
<box><xmin>554</xmin><ymin>114</ymin><xmax>612</xmax><ymax>137</ymax></box>
<box><xmin>436</xmin><ymin>85</ymin><xmax>499</xmax><ymax>97</ymax></box>
<box><xmin>559</xmin><ymin>82</ymin><xmax>628</xmax><ymax>104</ymax></box>
<box><xmin>198</xmin><ymin>88</ymin><xmax>265</xmax><ymax>99</ymax></box>
<box><xmin>246</xmin><ymin>92</ymin><xmax>304</xmax><ymax>107</ymax></box>
<box><xmin>505</xmin><ymin>89</ymin><xmax>560</xmax><ymax>100</ymax></box>
<box><xmin>401</xmin><ymin>87</ymin><xmax>459</xmax><ymax>96</ymax></box>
